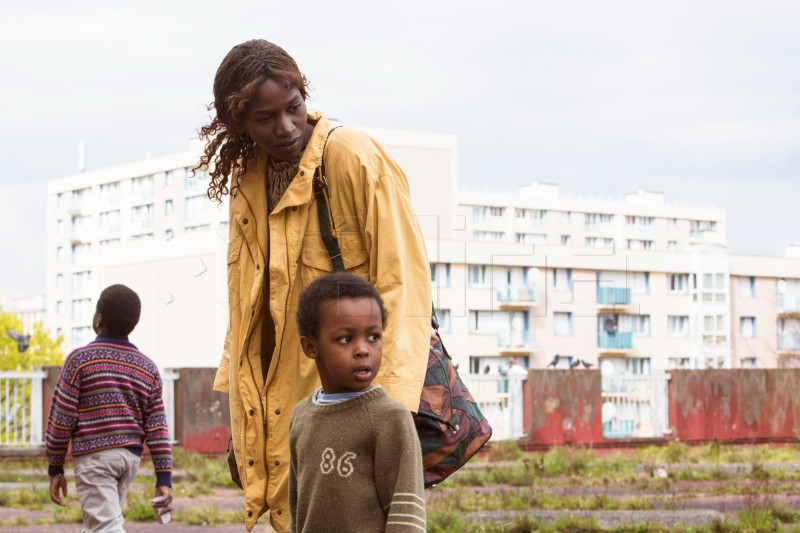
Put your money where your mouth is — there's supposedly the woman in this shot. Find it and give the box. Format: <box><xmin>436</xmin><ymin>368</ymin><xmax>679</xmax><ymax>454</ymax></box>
<box><xmin>196</xmin><ymin>40</ymin><xmax>431</xmax><ymax>533</ymax></box>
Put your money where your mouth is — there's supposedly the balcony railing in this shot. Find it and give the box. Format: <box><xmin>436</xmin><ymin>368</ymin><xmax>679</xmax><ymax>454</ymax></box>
<box><xmin>598</xmin><ymin>331</ymin><xmax>633</xmax><ymax>350</ymax></box>
<box><xmin>497</xmin><ymin>286</ymin><xmax>536</xmax><ymax>303</ymax></box>
<box><xmin>597</xmin><ymin>287</ymin><xmax>632</xmax><ymax>305</ymax></box>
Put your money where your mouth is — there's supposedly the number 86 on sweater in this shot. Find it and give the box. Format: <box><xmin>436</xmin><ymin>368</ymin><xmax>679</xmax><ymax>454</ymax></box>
<box><xmin>320</xmin><ymin>448</ymin><xmax>357</xmax><ymax>477</ymax></box>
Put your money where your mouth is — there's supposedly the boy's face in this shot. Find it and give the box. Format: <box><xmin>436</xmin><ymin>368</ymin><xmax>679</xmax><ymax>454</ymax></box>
<box><xmin>300</xmin><ymin>296</ymin><xmax>383</xmax><ymax>394</ymax></box>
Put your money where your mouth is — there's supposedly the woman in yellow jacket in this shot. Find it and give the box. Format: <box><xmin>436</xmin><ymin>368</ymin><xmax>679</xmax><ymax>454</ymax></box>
<box><xmin>196</xmin><ymin>40</ymin><xmax>432</xmax><ymax>532</ymax></box>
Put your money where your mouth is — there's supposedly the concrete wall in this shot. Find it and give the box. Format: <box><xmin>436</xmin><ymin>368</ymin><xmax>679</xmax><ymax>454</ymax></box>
<box><xmin>525</xmin><ymin>369</ymin><xmax>604</xmax><ymax>445</ymax></box>
<box><xmin>668</xmin><ymin>369</ymin><xmax>800</xmax><ymax>442</ymax></box>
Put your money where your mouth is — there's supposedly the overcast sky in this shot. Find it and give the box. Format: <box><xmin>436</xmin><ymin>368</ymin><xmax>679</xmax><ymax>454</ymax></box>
<box><xmin>1</xmin><ymin>1</ymin><xmax>798</xmax><ymax>295</ymax></box>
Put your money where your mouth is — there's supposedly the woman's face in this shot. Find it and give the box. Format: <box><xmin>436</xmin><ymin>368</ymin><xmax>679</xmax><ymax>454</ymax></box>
<box><xmin>241</xmin><ymin>78</ymin><xmax>307</xmax><ymax>161</ymax></box>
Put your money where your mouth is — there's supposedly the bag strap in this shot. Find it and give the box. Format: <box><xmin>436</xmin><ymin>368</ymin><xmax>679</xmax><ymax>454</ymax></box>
<box><xmin>314</xmin><ymin>126</ymin><xmax>438</xmax><ymax>331</ymax></box>
<box><xmin>313</xmin><ymin>126</ymin><xmax>345</xmax><ymax>273</ymax></box>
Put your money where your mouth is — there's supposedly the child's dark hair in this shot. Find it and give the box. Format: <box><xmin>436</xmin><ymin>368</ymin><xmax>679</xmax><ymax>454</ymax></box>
<box><xmin>96</xmin><ymin>284</ymin><xmax>141</xmax><ymax>336</ymax></box>
<box><xmin>297</xmin><ymin>273</ymin><xmax>387</xmax><ymax>339</ymax></box>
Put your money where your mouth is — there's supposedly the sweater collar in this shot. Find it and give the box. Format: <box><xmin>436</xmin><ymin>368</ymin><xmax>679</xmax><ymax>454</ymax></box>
<box><xmin>91</xmin><ymin>335</ymin><xmax>137</xmax><ymax>348</ymax></box>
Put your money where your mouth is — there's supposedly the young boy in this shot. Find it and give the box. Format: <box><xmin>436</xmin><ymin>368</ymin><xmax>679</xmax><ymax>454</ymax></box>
<box><xmin>46</xmin><ymin>284</ymin><xmax>173</xmax><ymax>531</ymax></box>
<box><xmin>289</xmin><ymin>272</ymin><xmax>426</xmax><ymax>532</ymax></box>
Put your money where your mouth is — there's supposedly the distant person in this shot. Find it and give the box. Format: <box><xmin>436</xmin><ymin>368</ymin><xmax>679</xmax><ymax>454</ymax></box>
<box><xmin>290</xmin><ymin>273</ymin><xmax>426</xmax><ymax>532</ymax></box>
<box><xmin>197</xmin><ymin>39</ymin><xmax>431</xmax><ymax>531</ymax></box>
<box><xmin>45</xmin><ymin>284</ymin><xmax>173</xmax><ymax>530</ymax></box>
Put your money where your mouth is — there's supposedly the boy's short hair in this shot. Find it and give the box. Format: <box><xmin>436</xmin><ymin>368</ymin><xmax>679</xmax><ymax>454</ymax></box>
<box><xmin>297</xmin><ymin>273</ymin><xmax>387</xmax><ymax>339</ymax></box>
<box><xmin>96</xmin><ymin>284</ymin><xmax>141</xmax><ymax>337</ymax></box>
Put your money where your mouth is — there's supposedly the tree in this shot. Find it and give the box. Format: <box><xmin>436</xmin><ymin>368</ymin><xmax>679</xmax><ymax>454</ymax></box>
<box><xmin>0</xmin><ymin>307</ymin><xmax>64</xmax><ymax>371</ymax></box>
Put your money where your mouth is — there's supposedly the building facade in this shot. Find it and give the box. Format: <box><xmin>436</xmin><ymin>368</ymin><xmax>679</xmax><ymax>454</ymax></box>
<box><xmin>46</xmin><ymin>132</ymin><xmax>800</xmax><ymax>375</ymax></box>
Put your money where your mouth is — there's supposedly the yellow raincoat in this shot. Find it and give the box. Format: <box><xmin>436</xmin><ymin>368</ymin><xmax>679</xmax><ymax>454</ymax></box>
<box><xmin>213</xmin><ymin>112</ymin><xmax>431</xmax><ymax>532</ymax></box>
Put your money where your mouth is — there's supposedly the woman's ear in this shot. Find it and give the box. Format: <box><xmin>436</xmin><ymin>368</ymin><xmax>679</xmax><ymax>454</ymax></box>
<box><xmin>300</xmin><ymin>336</ymin><xmax>318</xmax><ymax>360</ymax></box>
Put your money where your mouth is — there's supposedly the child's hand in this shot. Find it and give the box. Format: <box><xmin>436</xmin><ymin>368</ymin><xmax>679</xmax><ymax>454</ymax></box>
<box><xmin>151</xmin><ymin>486</ymin><xmax>173</xmax><ymax>524</ymax></box>
<box><xmin>49</xmin><ymin>474</ymin><xmax>67</xmax><ymax>506</ymax></box>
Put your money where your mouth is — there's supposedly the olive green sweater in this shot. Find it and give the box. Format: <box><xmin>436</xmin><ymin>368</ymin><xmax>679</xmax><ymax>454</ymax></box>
<box><xmin>289</xmin><ymin>387</ymin><xmax>426</xmax><ymax>532</ymax></box>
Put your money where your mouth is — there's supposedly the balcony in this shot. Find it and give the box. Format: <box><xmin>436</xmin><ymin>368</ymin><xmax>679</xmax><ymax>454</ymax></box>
<box><xmin>497</xmin><ymin>286</ymin><xmax>536</xmax><ymax>309</ymax></box>
<box><xmin>497</xmin><ymin>330</ymin><xmax>535</xmax><ymax>355</ymax></box>
<box><xmin>778</xmin><ymin>295</ymin><xmax>800</xmax><ymax>316</ymax></box>
<box><xmin>597</xmin><ymin>287</ymin><xmax>632</xmax><ymax>306</ymax></box>
<box><xmin>598</xmin><ymin>331</ymin><xmax>633</xmax><ymax>351</ymax></box>
<box><xmin>778</xmin><ymin>334</ymin><xmax>800</xmax><ymax>352</ymax></box>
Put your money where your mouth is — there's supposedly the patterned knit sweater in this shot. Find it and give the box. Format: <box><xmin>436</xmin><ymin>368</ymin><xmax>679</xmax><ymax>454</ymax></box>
<box><xmin>289</xmin><ymin>387</ymin><xmax>426</xmax><ymax>532</ymax></box>
<box><xmin>45</xmin><ymin>337</ymin><xmax>173</xmax><ymax>487</ymax></box>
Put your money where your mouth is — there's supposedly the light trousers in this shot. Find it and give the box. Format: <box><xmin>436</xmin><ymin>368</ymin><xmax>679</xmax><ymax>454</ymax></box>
<box><xmin>73</xmin><ymin>447</ymin><xmax>141</xmax><ymax>533</ymax></box>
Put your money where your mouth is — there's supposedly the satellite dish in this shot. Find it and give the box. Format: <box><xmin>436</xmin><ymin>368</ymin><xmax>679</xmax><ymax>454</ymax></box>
<box><xmin>777</xmin><ymin>279</ymin><xmax>788</xmax><ymax>294</ymax></box>
<box><xmin>604</xmin><ymin>317</ymin><xmax>618</xmax><ymax>334</ymax></box>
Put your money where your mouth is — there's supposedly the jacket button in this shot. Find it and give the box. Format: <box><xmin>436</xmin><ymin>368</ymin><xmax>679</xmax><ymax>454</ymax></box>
<box><xmin>242</xmin><ymin>218</ymin><xmax>248</xmax><ymax>225</ymax></box>
<box><xmin>256</xmin><ymin>264</ymin><xmax>260</xmax><ymax>270</ymax></box>
<box><xmin>274</xmin><ymin>409</ymin><xmax>281</xmax><ymax>415</ymax></box>
<box><xmin>274</xmin><ymin>460</ymin><xmax>280</xmax><ymax>467</ymax></box>
<box><xmin>300</xmin><ymin>171</ymin><xmax>305</xmax><ymax>176</ymax></box>
<box><xmin>277</xmin><ymin>510</ymin><xmax>282</xmax><ymax>516</ymax></box>
<box><xmin>248</xmin><ymin>459</ymin><xmax>254</xmax><ymax>466</ymax></box>
<box><xmin>248</xmin><ymin>409</ymin><xmax>255</xmax><ymax>416</ymax></box>
<box><xmin>292</xmin><ymin>206</ymin><xmax>297</xmax><ymax>211</ymax></box>
<box><xmin>247</xmin><ymin>511</ymin><xmax>252</xmax><ymax>518</ymax></box>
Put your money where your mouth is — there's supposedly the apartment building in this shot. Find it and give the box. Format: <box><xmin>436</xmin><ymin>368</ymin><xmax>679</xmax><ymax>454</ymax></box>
<box><xmin>46</xmin><ymin>133</ymin><xmax>800</xmax><ymax>374</ymax></box>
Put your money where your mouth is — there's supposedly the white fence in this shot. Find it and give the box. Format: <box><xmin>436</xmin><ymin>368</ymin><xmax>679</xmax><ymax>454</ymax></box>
<box><xmin>0</xmin><ymin>369</ymin><xmax>180</xmax><ymax>449</ymax></box>
<box><xmin>463</xmin><ymin>375</ymin><xmax>526</xmax><ymax>441</ymax></box>
<box><xmin>0</xmin><ymin>370</ymin><xmax>47</xmax><ymax>446</ymax></box>
<box><xmin>601</xmin><ymin>372</ymin><xmax>670</xmax><ymax>439</ymax></box>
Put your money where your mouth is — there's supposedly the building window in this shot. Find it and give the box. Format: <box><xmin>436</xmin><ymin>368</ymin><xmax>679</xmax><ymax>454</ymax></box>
<box><xmin>741</xmin><ymin>357</ymin><xmax>758</xmax><ymax>368</ymax></box>
<box><xmin>165</xmin><ymin>199</ymin><xmax>174</xmax><ymax>216</ymax></box>
<box><xmin>99</xmin><ymin>182</ymin><xmax>120</xmax><ymax>205</ymax></box>
<box><xmin>515</xmin><ymin>208</ymin><xmax>546</xmax><ymax>229</ymax></box>
<box><xmin>630</xmin><ymin>272</ymin><xmax>650</xmax><ymax>294</ymax></box>
<box><xmin>623</xmin><ymin>314</ymin><xmax>651</xmax><ymax>336</ymax></box>
<box><xmin>71</xmin><ymin>188</ymin><xmax>90</xmax><ymax>210</ymax></box>
<box><xmin>71</xmin><ymin>326</ymin><xmax>93</xmax><ymax>347</ymax></box>
<box><xmin>100</xmin><ymin>238</ymin><xmax>121</xmax><ymax>246</ymax></box>
<box><xmin>431</xmin><ymin>263</ymin><xmax>451</xmax><ymax>287</ymax></box>
<box><xmin>474</xmin><ymin>231</ymin><xmax>504</xmax><ymax>242</ymax></box>
<box><xmin>668</xmin><ymin>241</ymin><xmax>677</xmax><ymax>251</ymax></box>
<box><xmin>627</xmin><ymin>357</ymin><xmax>652</xmax><ymax>375</ymax></box>
<box><xmin>516</xmin><ymin>233</ymin><xmax>546</xmax><ymax>245</ymax></box>
<box><xmin>434</xmin><ymin>309</ymin><xmax>451</xmax><ymax>333</ymax></box>
<box><xmin>71</xmin><ymin>271</ymin><xmax>91</xmax><ymax>292</ymax></box>
<box><xmin>99</xmin><ymin>210</ymin><xmax>120</xmax><ymax>233</ymax></box>
<box><xmin>473</xmin><ymin>206</ymin><xmax>505</xmax><ymax>226</ymax></box>
<box><xmin>739</xmin><ymin>317</ymin><xmax>756</xmax><ymax>338</ymax></box>
<box><xmin>55</xmin><ymin>300</ymin><xmax>63</xmax><ymax>316</ymax></box>
<box><xmin>553</xmin><ymin>268</ymin><xmax>572</xmax><ymax>291</ymax></box>
<box><xmin>131</xmin><ymin>175</ymin><xmax>155</xmax><ymax>199</ymax></box>
<box><xmin>163</xmin><ymin>171</ymin><xmax>172</xmax><ymax>187</ymax></box>
<box><xmin>668</xmin><ymin>315</ymin><xmax>689</xmax><ymax>337</ymax></box>
<box><xmin>560</xmin><ymin>235</ymin><xmax>572</xmax><ymax>246</ymax></box>
<box><xmin>739</xmin><ymin>276</ymin><xmax>756</xmax><ymax>298</ymax></box>
<box><xmin>468</xmin><ymin>265</ymin><xmax>488</xmax><ymax>286</ymax></box>
<box><xmin>627</xmin><ymin>239</ymin><xmax>654</xmax><ymax>250</ymax></box>
<box><xmin>586</xmin><ymin>237</ymin><xmax>614</xmax><ymax>249</ymax></box>
<box><xmin>71</xmin><ymin>298</ymin><xmax>93</xmax><ymax>321</ymax></box>
<box><xmin>131</xmin><ymin>204</ymin><xmax>155</xmax><ymax>228</ymax></box>
<box><xmin>554</xmin><ymin>312</ymin><xmax>573</xmax><ymax>336</ymax></box>
<box><xmin>669</xmin><ymin>357</ymin><xmax>690</xmax><ymax>369</ymax></box>
<box><xmin>668</xmin><ymin>274</ymin><xmax>689</xmax><ymax>294</ymax></box>
<box><xmin>56</xmin><ymin>246</ymin><xmax>64</xmax><ymax>262</ymax></box>
<box><xmin>669</xmin><ymin>218</ymin><xmax>678</xmax><ymax>229</ymax></box>
<box><xmin>185</xmin><ymin>196</ymin><xmax>207</xmax><ymax>221</ymax></box>
<box><xmin>585</xmin><ymin>212</ymin><xmax>614</xmax><ymax>229</ymax></box>
<box><xmin>71</xmin><ymin>243</ymin><xmax>91</xmax><ymax>267</ymax></box>
<box><xmin>690</xmin><ymin>219</ymin><xmax>717</xmax><ymax>236</ymax></box>
<box><xmin>56</xmin><ymin>274</ymin><xmax>63</xmax><ymax>289</ymax></box>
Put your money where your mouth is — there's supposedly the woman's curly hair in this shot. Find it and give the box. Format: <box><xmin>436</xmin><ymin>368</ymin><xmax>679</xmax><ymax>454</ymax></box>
<box><xmin>194</xmin><ymin>39</ymin><xmax>310</xmax><ymax>202</ymax></box>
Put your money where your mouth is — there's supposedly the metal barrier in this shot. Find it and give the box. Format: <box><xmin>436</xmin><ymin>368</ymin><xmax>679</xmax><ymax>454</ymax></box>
<box><xmin>462</xmin><ymin>375</ymin><xmax>526</xmax><ymax>441</ymax></box>
<box><xmin>601</xmin><ymin>373</ymin><xmax>670</xmax><ymax>438</ymax></box>
<box><xmin>0</xmin><ymin>370</ymin><xmax>47</xmax><ymax>447</ymax></box>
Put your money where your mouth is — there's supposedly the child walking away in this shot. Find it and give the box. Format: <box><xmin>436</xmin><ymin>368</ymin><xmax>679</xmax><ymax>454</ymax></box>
<box><xmin>290</xmin><ymin>272</ymin><xmax>426</xmax><ymax>532</ymax></box>
<box><xmin>46</xmin><ymin>284</ymin><xmax>173</xmax><ymax>531</ymax></box>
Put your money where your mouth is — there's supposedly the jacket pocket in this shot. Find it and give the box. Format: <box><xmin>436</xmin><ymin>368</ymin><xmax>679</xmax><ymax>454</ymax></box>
<box><xmin>299</xmin><ymin>234</ymin><xmax>369</xmax><ymax>289</ymax></box>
